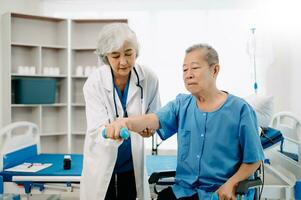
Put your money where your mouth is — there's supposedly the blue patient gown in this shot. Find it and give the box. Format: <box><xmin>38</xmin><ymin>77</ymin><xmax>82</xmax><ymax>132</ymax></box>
<box><xmin>156</xmin><ymin>94</ymin><xmax>265</xmax><ymax>200</ymax></box>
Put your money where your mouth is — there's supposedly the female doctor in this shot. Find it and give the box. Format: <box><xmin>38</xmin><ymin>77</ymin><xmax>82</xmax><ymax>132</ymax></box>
<box><xmin>80</xmin><ymin>23</ymin><xmax>161</xmax><ymax>200</ymax></box>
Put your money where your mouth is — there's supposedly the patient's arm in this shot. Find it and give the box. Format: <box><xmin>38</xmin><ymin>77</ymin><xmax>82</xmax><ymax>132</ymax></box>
<box><xmin>216</xmin><ymin>161</ymin><xmax>261</xmax><ymax>200</ymax></box>
<box><xmin>105</xmin><ymin>113</ymin><xmax>160</xmax><ymax>139</ymax></box>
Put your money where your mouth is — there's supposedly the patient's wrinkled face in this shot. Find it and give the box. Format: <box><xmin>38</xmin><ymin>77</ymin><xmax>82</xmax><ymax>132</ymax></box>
<box><xmin>182</xmin><ymin>49</ymin><xmax>216</xmax><ymax>95</ymax></box>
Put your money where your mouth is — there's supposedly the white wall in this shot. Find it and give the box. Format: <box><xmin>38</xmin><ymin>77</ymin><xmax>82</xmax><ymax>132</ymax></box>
<box><xmin>0</xmin><ymin>0</ymin><xmax>41</xmax><ymax>127</ymax></box>
<box><xmin>39</xmin><ymin>0</ymin><xmax>260</xmax><ymax>97</ymax></box>
<box><xmin>39</xmin><ymin>0</ymin><xmax>301</xmax><ymax>106</ymax></box>
<box><xmin>39</xmin><ymin>0</ymin><xmax>301</xmax><ymax>151</ymax></box>
<box><xmin>0</xmin><ymin>0</ymin><xmax>299</xmax><ymax>153</ymax></box>
<box><xmin>0</xmin><ymin>0</ymin><xmax>295</xmax><ymax>151</ymax></box>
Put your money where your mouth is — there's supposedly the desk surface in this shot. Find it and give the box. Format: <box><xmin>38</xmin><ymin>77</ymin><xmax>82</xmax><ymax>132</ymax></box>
<box><xmin>1</xmin><ymin>154</ymin><xmax>177</xmax><ymax>182</ymax></box>
<box><xmin>0</xmin><ymin>154</ymin><xmax>83</xmax><ymax>181</ymax></box>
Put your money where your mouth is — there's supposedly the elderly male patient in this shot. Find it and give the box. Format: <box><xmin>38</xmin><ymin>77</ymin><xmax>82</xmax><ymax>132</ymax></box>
<box><xmin>104</xmin><ymin>43</ymin><xmax>265</xmax><ymax>200</ymax></box>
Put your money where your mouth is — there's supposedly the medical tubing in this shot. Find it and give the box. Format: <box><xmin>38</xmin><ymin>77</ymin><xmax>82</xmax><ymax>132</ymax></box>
<box><xmin>133</xmin><ymin>67</ymin><xmax>143</xmax><ymax>99</ymax></box>
<box><xmin>110</xmin><ymin>67</ymin><xmax>119</xmax><ymax>118</ymax></box>
<box><xmin>102</xmin><ymin>127</ymin><xmax>130</xmax><ymax>139</ymax></box>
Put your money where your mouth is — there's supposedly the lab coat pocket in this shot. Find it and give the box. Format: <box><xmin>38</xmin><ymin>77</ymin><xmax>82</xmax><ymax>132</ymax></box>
<box><xmin>179</xmin><ymin>130</ymin><xmax>191</xmax><ymax>160</ymax></box>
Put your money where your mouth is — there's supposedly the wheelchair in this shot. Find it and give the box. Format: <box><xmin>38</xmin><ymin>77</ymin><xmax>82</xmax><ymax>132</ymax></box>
<box><xmin>148</xmin><ymin>167</ymin><xmax>263</xmax><ymax>200</ymax></box>
<box><xmin>148</xmin><ymin>127</ymin><xmax>284</xmax><ymax>200</ymax></box>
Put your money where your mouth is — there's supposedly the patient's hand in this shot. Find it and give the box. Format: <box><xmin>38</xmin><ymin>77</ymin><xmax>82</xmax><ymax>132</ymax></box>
<box><xmin>216</xmin><ymin>180</ymin><xmax>237</xmax><ymax>200</ymax></box>
<box><xmin>139</xmin><ymin>127</ymin><xmax>155</xmax><ymax>138</ymax></box>
<box><xmin>105</xmin><ymin>118</ymin><xmax>128</xmax><ymax>140</ymax></box>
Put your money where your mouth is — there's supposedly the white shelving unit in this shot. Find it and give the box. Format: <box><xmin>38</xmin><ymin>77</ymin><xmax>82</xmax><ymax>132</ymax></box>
<box><xmin>1</xmin><ymin>12</ymin><xmax>127</xmax><ymax>153</ymax></box>
<box><xmin>70</xmin><ymin>19</ymin><xmax>127</xmax><ymax>153</ymax></box>
<box><xmin>1</xmin><ymin>13</ymin><xmax>68</xmax><ymax>154</ymax></box>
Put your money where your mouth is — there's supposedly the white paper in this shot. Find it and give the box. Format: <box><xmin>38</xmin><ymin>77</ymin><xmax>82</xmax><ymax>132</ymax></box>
<box><xmin>5</xmin><ymin>163</ymin><xmax>52</xmax><ymax>173</ymax></box>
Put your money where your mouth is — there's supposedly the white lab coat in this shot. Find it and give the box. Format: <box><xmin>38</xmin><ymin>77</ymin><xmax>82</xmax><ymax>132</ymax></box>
<box><xmin>80</xmin><ymin>64</ymin><xmax>161</xmax><ymax>200</ymax></box>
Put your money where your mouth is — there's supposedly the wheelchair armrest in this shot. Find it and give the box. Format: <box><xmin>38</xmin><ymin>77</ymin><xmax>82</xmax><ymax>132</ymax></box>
<box><xmin>148</xmin><ymin>171</ymin><xmax>263</xmax><ymax>197</ymax></box>
<box><xmin>148</xmin><ymin>171</ymin><xmax>176</xmax><ymax>184</ymax></box>
<box><xmin>236</xmin><ymin>177</ymin><xmax>262</xmax><ymax>195</ymax></box>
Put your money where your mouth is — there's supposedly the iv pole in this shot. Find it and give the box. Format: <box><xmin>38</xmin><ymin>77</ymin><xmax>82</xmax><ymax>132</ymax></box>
<box><xmin>250</xmin><ymin>28</ymin><xmax>258</xmax><ymax>94</ymax></box>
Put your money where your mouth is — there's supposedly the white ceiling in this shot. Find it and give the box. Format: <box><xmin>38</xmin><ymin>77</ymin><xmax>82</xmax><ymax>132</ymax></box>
<box><xmin>39</xmin><ymin>0</ymin><xmax>260</xmax><ymax>11</ymax></box>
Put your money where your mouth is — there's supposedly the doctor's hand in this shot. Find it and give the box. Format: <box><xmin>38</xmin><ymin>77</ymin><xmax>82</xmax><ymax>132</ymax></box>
<box><xmin>104</xmin><ymin>119</ymin><xmax>128</xmax><ymax>140</ymax></box>
<box><xmin>139</xmin><ymin>127</ymin><xmax>155</xmax><ymax>138</ymax></box>
<box><xmin>216</xmin><ymin>180</ymin><xmax>237</xmax><ymax>200</ymax></box>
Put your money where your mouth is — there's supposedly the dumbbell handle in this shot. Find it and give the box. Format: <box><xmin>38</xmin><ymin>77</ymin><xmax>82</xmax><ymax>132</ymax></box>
<box><xmin>210</xmin><ymin>193</ymin><xmax>219</xmax><ymax>200</ymax></box>
<box><xmin>102</xmin><ymin>127</ymin><xmax>130</xmax><ymax>139</ymax></box>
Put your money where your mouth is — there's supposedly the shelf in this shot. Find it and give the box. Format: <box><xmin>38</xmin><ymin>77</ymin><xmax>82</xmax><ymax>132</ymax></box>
<box><xmin>11</xmin><ymin>14</ymin><xmax>68</xmax><ymax>47</ymax></box>
<box><xmin>71</xmin><ymin>21</ymin><xmax>102</xmax><ymax>48</ymax></box>
<box><xmin>40</xmin><ymin>135</ymin><xmax>68</xmax><ymax>153</ymax></box>
<box><xmin>72</xmin><ymin>79</ymin><xmax>85</xmax><ymax>104</ymax></box>
<box><xmin>11</xmin><ymin>103</ymin><xmax>67</xmax><ymax>107</ymax></box>
<box><xmin>72</xmin><ymin>132</ymin><xmax>86</xmax><ymax>135</ymax></box>
<box><xmin>11</xmin><ymin>42</ymin><xmax>67</xmax><ymax>49</ymax></box>
<box><xmin>11</xmin><ymin>45</ymin><xmax>39</xmax><ymax>74</ymax></box>
<box><xmin>72</xmin><ymin>19</ymin><xmax>127</xmax><ymax>23</ymax></box>
<box><xmin>72</xmin><ymin>47</ymin><xmax>96</xmax><ymax>51</ymax></box>
<box><xmin>71</xmin><ymin>50</ymin><xmax>98</xmax><ymax>75</ymax></box>
<box><xmin>72</xmin><ymin>75</ymin><xmax>88</xmax><ymax>79</ymax></box>
<box><xmin>42</xmin><ymin>47</ymin><xmax>68</xmax><ymax>75</ymax></box>
<box><xmin>41</xmin><ymin>106</ymin><xmax>67</xmax><ymax>134</ymax></box>
<box><xmin>72</xmin><ymin>103</ymin><xmax>85</xmax><ymax>107</ymax></box>
<box><xmin>11</xmin><ymin>42</ymin><xmax>39</xmax><ymax>47</ymax></box>
<box><xmin>41</xmin><ymin>45</ymin><xmax>67</xmax><ymax>49</ymax></box>
<box><xmin>71</xmin><ymin>134</ymin><xmax>86</xmax><ymax>154</ymax></box>
<box><xmin>71</xmin><ymin>19</ymin><xmax>127</xmax><ymax>50</ymax></box>
<box><xmin>71</xmin><ymin>106</ymin><xmax>86</xmax><ymax>134</ymax></box>
<box><xmin>11</xmin><ymin>104</ymin><xmax>40</xmax><ymax>107</ymax></box>
<box><xmin>11</xmin><ymin>74</ymin><xmax>67</xmax><ymax>78</ymax></box>
<box><xmin>12</xmin><ymin>12</ymin><xmax>66</xmax><ymax>22</ymax></box>
<box><xmin>42</xmin><ymin>103</ymin><xmax>67</xmax><ymax>107</ymax></box>
<box><xmin>11</xmin><ymin>106</ymin><xmax>40</xmax><ymax>125</ymax></box>
<box><xmin>40</xmin><ymin>132</ymin><xmax>67</xmax><ymax>136</ymax></box>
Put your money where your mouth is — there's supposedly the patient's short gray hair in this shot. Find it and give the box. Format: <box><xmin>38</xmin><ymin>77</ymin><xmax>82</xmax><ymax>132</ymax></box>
<box><xmin>95</xmin><ymin>23</ymin><xmax>139</xmax><ymax>65</ymax></box>
<box><xmin>185</xmin><ymin>43</ymin><xmax>219</xmax><ymax>66</ymax></box>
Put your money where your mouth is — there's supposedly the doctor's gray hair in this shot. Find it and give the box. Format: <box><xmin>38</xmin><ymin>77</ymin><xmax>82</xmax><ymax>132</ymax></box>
<box><xmin>95</xmin><ymin>23</ymin><xmax>139</xmax><ymax>65</ymax></box>
<box><xmin>185</xmin><ymin>43</ymin><xmax>219</xmax><ymax>66</ymax></box>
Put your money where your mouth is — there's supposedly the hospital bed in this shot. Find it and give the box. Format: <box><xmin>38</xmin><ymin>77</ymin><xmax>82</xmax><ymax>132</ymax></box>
<box><xmin>0</xmin><ymin>122</ymin><xmax>82</xmax><ymax>199</ymax></box>
<box><xmin>262</xmin><ymin>112</ymin><xmax>301</xmax><ymax>200</ymax></box>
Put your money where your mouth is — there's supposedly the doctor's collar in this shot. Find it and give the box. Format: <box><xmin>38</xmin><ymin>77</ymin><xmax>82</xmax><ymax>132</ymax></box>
<box><xmin>101</xmin><ymin>64</ymin><xmax>145</xmax><ymax>92</ymax></box>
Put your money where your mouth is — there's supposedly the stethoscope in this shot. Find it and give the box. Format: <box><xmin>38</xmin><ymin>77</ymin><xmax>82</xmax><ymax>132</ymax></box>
<box><xmin>111</xmin><ymin>66</ymin><xmax>143</xmax><ymax>119</ymax></box>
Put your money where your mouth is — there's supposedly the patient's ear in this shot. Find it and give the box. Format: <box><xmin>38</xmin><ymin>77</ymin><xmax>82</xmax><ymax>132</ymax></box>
<box><xmin>211</xmin><ymin>64</ymin><xmax>220</xmax><ymax>78</ymax></box>
<box><xmin>244</xmin><ymin>94</ymin><xmax>274</xmax><ymax>128</ymax></box>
